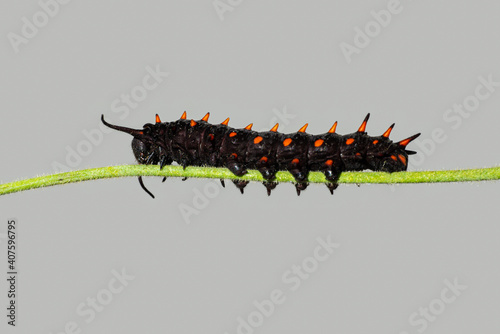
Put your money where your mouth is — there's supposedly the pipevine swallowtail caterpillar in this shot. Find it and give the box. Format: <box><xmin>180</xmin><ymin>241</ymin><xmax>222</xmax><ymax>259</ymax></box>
<box><xmin>101</xmin><ymin>112</ymin><xmax>420</xmax><ymax>198</ymax></box>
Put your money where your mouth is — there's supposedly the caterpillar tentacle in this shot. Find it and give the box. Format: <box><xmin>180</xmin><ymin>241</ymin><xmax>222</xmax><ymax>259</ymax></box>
<box><xmin>101</xmin><ymin>113</ymin><xmax>420</xmax><ymax>198</ymax></box>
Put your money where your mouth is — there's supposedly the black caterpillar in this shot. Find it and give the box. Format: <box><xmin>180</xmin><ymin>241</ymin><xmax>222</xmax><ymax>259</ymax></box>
<box><xmin>101</xmin><ymin>112</ymin><xmax>420</xmax><ymax>197</ymax></box>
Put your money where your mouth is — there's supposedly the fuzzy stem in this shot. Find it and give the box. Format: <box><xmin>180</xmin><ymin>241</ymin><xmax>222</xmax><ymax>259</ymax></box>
<box><xmin>1</xmin><ymin>165</ymin><xmax>499</xmax><ymax>196</ymax></box>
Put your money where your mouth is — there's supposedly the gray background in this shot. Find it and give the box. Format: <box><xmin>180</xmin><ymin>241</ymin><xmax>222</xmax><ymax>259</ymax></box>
<box><xmin>1</xmin><ymin>1</ymin><xmax>499</xmax><ymax>333</ymax></box>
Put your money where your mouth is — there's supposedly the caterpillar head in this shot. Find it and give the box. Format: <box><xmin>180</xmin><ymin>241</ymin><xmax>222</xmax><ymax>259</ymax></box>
<box><xmin>365</xmin><ymin>125</ymin><xmax>420</xmax><ymax>172</ymax></box>
<box><xmin>101</xmin><ymin>115</ymin><xmax>163</xmax><ymax>165</ymax></box>
<box><xmin>339</xmin><ymin>114</ymin><xmax>419</xmax><ymax>172</ymax></box>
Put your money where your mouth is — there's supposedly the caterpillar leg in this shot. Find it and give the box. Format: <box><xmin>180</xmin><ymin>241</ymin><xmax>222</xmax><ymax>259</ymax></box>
<box><xmin>255</xmin><ymin>159</ymin><xmax>279</xmax><ymax>195</ymax></box>
<box><xmin>294</xmin><ymin>182</ymin><xmax>308</xmax><ymax>196</ymax></box>
<box><xmin>287</xmin><ymin>159</ymin><xmax>309</xmax><ymax>196</ymax></box>
<box><xmin>159</xmin><ymin>155</ymin><xmax>172</xmax><ymax>170</ymax></box>
<box><xmin>226</xmin><ymin>160</ymin><xmax>248</xmax><ymax>176</ymax></box>
<box><xmin>232</xmin><ymin>180</ymin><xmax>250</xmax><ymax>194</ymax></box>
<box><xmin>255</xmin><ymin>157</ymin><xmax>277</xmax><ymax>180</ymax></box>
<box><xmin>323</xmin><ymin>168</ymin><xmax>341</xmax><ymax>195</ymax></box>
<box><xmin>226</xmin><ymin>153</ymin><xmax>250</xmax><ymax>193</ymax></box>
<box><xmin>325</xmin><ymin>182</ymin><xmax>338</xmax><ymax>195</ymax></box>
<box><xmin>262</xmin><ymin>181</ymin><xmax>277</xmax><ymax>196</ymax></box>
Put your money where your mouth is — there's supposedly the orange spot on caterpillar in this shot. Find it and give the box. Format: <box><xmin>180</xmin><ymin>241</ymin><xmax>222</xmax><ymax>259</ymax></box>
<box><xmin>260</xmin><ymin>156</ymin><xmax>268</xmax><ymax>162</ymax></box>
<box><xmin>208</xmin><ymin>134</ymin><xmax>214</xmax><ymax>141</ymax></box>
<box><xmin>346</xmin><ymin>138</ymin><xmax>355</xmax><ymax>145</ymax></box>
<box><xmin>314</xmin><ymin>139</ymin><xmax>324</xmax><ymax>147</ymax></box>
<box><xmin>283</xmin><ymin>138</ymin><xmax>292</xmax><ymax>146</ymax></box>
<box><xmin>231</xmin><ymin>153</ymin><xmax>238</xmax><ymax>158</ymax></box>
<box><xmin>390</xmin><ymin>155</ymin><xmax>397</xmax><ymax>161</ymax></box>
<box><xmin>229</xmin><ymin>132</ymin><xmax>237</xmax><ymax>137</ymax></box>
<box><xmin>325</xmin><ymin>159</ymin><xmax>333</xmax><ymax>166</ymax></box>
<box><xmin>254</xmin><ymin>136</ymin><xmax>263</xmax><ymax>144</ymax></box>
<box><xmin>291</xmin><ymin>158</ymin><xmax>299</xmax><ymax>164</ymax></box>
<box><xmin>372</xmin><ymin>140</ymin><xmax>379</xmax><ymax>145</ymax></box>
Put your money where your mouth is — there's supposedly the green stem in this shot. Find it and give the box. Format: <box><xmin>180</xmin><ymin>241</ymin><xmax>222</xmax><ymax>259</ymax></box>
<box><xmin>1</xmin><ymin>165</ymin><xmax>499</xmax><ymax>196</ymax></box>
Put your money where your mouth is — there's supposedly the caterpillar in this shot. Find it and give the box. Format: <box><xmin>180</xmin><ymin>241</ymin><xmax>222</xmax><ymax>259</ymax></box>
<box><xmin>101</xmin><ymin>112</ymin><xmax>420</xmax><ymax>198</ymax></box>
